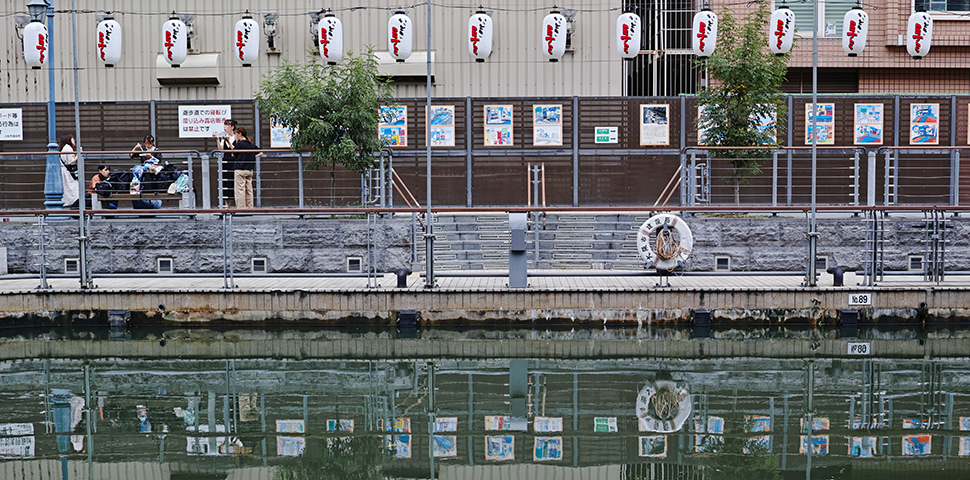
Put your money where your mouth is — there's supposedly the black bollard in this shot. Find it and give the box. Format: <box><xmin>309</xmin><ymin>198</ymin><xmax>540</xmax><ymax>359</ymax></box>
<box><xmin>826</xmin><ymin>265</ymin><xmax>846</xmax><ymax>287</ymax></box>
<box><xmin>395</xmin><ymin>268</ymin><xmax>411</xmax><ymax>288</ymax></box>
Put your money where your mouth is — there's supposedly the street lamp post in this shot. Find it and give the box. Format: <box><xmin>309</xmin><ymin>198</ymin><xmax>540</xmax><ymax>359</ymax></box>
<box><xmin>27</xmin><ymin>0</ymin><xmax>62</xmax><ymax>212</ymax></box>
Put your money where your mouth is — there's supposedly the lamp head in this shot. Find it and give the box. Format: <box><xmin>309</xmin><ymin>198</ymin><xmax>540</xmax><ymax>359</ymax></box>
<box><xmin>26</xmin><ymin>0</ymin><xmax>50</xmax><ymax>21</ymax></box>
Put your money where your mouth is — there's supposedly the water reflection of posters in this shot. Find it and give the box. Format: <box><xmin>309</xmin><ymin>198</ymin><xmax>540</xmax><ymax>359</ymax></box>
<box><xmin>744</xmin><ymin>436</ymin><xmax>770</xmax><ymax>454</ymax></box>
<box><xmin>434</xmin><ymin>417</ymin><xmax>458</xmax><ymax>433</ymax></box>
<box><xmin>0</xmin><ymin>423</ymin><xmax>34</xmax><ymax>458</ymax></box>
<box><xmin>327</xmin><ymin>419</ymin><xmax>354</xmax><ymax>432</ymax></box>
<box><xmin>594</xmin><ymin>417</ymin><xmax>617</xmax><ymax>433</ymax></box>
<box><xmin>639</xmin><ymin>435</ymin><xmax>667</xmax><ymax>457</ymax></box>
<box><xmin>745</xmin><ymin>415</ymin><xmax>771</xmax><ymax>432</ymax></box>
<box><xmin>270</xmin><ymin>116</ymin><xmax>293</xmax><ymax>148</ymax></box>
<box><xmin>379</xmin><ymin>106</ymin><xmax>407</xmax><ymax>147</ymax></box>
<box><xmin>903</xmin><ymin>434</ymin><xmax>932</xmax><ymax>456</ymax></box>
<box><xmin>533</xmin><ymin>104</ymin><xmax>562</xmax><ymax>146</ymax></box>
<box><xmin>854</xmin><ymin>104</ymin><xmax>883</xmax><ymax>145</ymax></box>
<box><xmin>277</xmin><ymin>436</ymin><xmax>306</xmax><ymax>457</ymax></box>
<box><xmin>276</xmin><ymin>419</ymin><xmax>304</xmax><ymax>433</ymax></box>
<box><xmin>799</xmin><ymin>417</ymin><xmax>830</xmax><ymax>431</ymax></box>
<box><xmin>534</xmin><ymin>436</ymin><xmax>563</xmax><ymax>460</ymax></box>
<box><xmin>433</xmin><ymin>435</ymin><xmax>457</xmax><ymax>457</ymax></box>
<box><xmin>485</xmin><ymin>435</ymin><xmax>514</xmax><ymax>460</ymax></box>
<box><xmin>428</xmin><ymin>105</ymin><xmax>455</xmax><ymax>147</ymax></box>
<box><xmin>960</xmin><ymin>437</ymin><xmax>970</xmax><ymax>456</ymax></box>
<box><xmin>485</xmin><ymin>105</ymin><xmax>513</xmax><ymax>146</ymax></box>
<box><xmin>694</xmin><ymin>416</ymin><xmax>724</xmax><ymax>453</ymax></box>
<box><xmin>534</xmin><ymin>416</ymin><xmax>563</xmax><ymax>433</ymax></box>
<box><xmin>799</xmin><ymin>435</ymin><xmax>829</xmax><ymax>454</ymax></box>
<box><xmin>902</xmin><ymin>418</ymin><xmax>922</xmax><ymax>429</ymax></box>
<box><xmin>961</xmin><ymin>417</ymin><xmax>970</xmax><ymax>431</ymax></box>
<box><xmin>394</xmin><ymin>418</ymin><xmax>411</xmax><ymax>458</ymax></box>
<box><xmin>640</xmin><ymin>104</ymin><xmax>669</xmax><ymax>146</ymax></box>
<box><xmin>805</xmin><ymin>103</ymin><xmax>835</xmax><ymax>145</ymax></box>
<box><xmin>485</xmin><ymin>415</ymin><xmax>511</xmax><ymax>431</ymax></box>
<box><xmin>910</xmin><ymin>103</ymin><xmax>939</xmax><ymax>145</ymax></box>
<box><xmin>850</xmin><ymin>437</ymin><xmax>877</xmax><ymax>457</ymax></box>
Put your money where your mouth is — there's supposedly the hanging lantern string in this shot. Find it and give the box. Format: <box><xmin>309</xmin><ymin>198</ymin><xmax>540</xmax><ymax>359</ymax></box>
<box><xmin>2</xmin><ymin>0</ymin><xmax>898</xmax><ymax>19</ymax></box>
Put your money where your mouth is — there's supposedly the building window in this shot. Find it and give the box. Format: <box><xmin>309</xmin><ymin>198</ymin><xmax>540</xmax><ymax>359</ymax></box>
<box><xmin>916</xmin><ymin>0</ymin><xmax>970</xmax><ymax>14</ymax></box>
<box><xmin>64</xmin><ymin>258</ymin><xmax>80</xmax><ymax>274</ymax></box>
<box><xmin>714</xmin><ymin>256</ymin><xmax>731</xmax><ymax>272</ymax></box>
<box><xmin>776</xmin><ymin>1</ymin><xmax>855</xmax><ymax>38</ymax></box>
<box><xmin>909</xmin><ymin>255</ymin><xmax>924</xmax><ymax>271</ymax></box>
<box><xmin>347</xmin><ymin>256</ymin><xmax>363</xmax><ymax>273</ymax></box>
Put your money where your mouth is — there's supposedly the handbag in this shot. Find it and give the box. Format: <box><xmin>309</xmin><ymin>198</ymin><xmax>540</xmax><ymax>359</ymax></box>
<box><xmin>62</xmin><ymin>159</ymin><xmax>78</xmax><ymax>180</ymax></box>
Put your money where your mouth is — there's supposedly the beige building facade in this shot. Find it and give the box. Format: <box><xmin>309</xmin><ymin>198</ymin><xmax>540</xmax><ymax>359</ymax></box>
<box><xmin>1</xmin><ymin>0</ymin><xmax>624</xmax><ymax>103</ymax></box>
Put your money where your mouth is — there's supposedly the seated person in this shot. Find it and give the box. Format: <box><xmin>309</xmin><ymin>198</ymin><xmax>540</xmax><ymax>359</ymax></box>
<box><xmin>87</xmin><ymin>164</ymin><xmax>117</xmax><ymax>209</ymax></box>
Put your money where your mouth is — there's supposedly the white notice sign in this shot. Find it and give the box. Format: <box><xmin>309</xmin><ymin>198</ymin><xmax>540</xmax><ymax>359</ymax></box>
<box><xmin>178</xmin><ymin>105</ymin><xmax>232</xmax><ymax>138</ymax></box>
<box><xmin>595</xmin><ymin>127</ymin><xmax>618</xmax><ymax>144</ymax></box>
<box><xmin>847</xmin><ymin>342</ymin><xmax>871</xmax><ymax>355</ymax></box>
<box><xmin>0</xmin><ymin>108</ymin><xmax>24</xmax><ymax>141</ymax></box>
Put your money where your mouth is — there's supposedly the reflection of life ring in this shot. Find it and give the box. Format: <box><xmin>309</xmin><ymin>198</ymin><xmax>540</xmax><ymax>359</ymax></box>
<box><xmin>636</xmin><ymin>214</ymin><xmax>693</xmax><ymax>271</ymax></box>
<box><xmin>635</xmin><ymin>380</ymin><xmax>692</xmax><ymax>433</ymax></box>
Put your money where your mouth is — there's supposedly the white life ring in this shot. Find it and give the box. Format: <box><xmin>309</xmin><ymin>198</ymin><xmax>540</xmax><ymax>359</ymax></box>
<box><xmin>636</xmin><ymin>214</ymin><xmax>693</xmax><ymax>271</ymax></box>
<box><xmin>635</xmin><ymin>380</ymin><xmax>692</xmax><ymax>433</ymax></box>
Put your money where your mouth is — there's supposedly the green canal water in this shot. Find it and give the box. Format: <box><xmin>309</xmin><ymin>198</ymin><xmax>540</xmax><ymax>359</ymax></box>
<box><xmin>0</xmin><ymin>326</ymin><xmax>967</xmax><ymax>480</ymax></box>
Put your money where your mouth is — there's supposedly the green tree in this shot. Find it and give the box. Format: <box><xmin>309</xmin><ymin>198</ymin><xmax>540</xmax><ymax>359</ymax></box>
<box><xmin>255</xmin><ymin>50</ymin><xmax>395</xmax><ymax>190</ymax></box>
<box><xmin>695</xmin><ymin>3</ymin><xmax>790</xmax><ymax>204</ymax></box>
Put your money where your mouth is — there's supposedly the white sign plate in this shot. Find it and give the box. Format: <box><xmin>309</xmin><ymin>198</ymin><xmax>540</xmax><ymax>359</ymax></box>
<box><xmin>595</xmin><ymin>126</ymin><xmax>618</xmax><ymax>144</ymax></box>
<box><xmin>0</xmin><ymin>108</ymin><xmax>24</xmax><ymax>141</ymax></box>
<box><xmin>847</xmin><ymin>342</ymin><xmax>871</xmax><ymax>355</ymax></box>
<box><xmin>848</xmin><ymin>293</ymin><xmax>872</xmax><ymax>306</ymax></box>
<box><xmin>178</xmin><ymin>105</ymin><xmax>232</xmax><ymax>138</ymax></box>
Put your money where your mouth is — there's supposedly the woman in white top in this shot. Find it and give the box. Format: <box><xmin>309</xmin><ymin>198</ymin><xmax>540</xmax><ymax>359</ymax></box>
<box><xmin>58</xmin><ymin>133</ymin><xmax>79</xmax><ymax>208</ymax></box>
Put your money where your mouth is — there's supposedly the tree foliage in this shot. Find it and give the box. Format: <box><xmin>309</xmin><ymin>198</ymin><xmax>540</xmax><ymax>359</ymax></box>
<box><xmin>695</xmin><ymin>2</ymin><xmax>790</xmax><ymax>203</ymax></box>
<box><xmin>255</xmin><ymin>50</ymin><xmax>395</xmax><ymax>174</ymax></box>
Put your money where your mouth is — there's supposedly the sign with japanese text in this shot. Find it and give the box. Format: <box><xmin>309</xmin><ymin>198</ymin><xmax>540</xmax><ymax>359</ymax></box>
<box><xmin>0</xmin><ymin>109</ymin><xmax>23</xmax><ymax>141</ymax></box>
<box><xmin>178</xmin><ymin>105</ymin><xmax>231</xmax><ymax>138</ymax></box>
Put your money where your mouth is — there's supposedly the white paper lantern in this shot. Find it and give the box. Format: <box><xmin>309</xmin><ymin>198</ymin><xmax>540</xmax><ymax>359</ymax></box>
<box><xmin>23</xmin><ymin>21</ymin><xmax>48</xmax><ymax>69</ymax></box>
<box><xmin>692</xmin><ymin>9</ymin><xmax>718</xmax><ymax>57</ymax></box>
<box><xmin>906</xmin><ymin>11</ymin><xmax>933</xmax><ymax>59</ymax></box>
<box><xmin>616</xmin><ymin>12</ymin><xmax>641</xmax><ymax>60</ymax></box>
<box><xmin>542</xmin><ymin>11</ymin><xmax>567</xmax><ymax>62</ymax></box>
<box><xmin>468</xmin><ymin>11</ymin><xmax>493</xmax><ymax>62</ymax></box>
<box><xmin>842</xmin><ymin>8</ymin><xmax>868</xmax><ymax>57</ymax></box>
<box><xmin>768</xmin><ymin>7</ymin><xmax>795</xmax><ymax>56</ymax></box>
<box><xmin>234</xmin><ymin>15</ymin><xmax>259</xmax><ymax>66</ymax></box>
<box><xmin>388</xmin><ymin>11</ymin><xmax>412</xmax><ymax>62</ymax></box>
<box><xmin>162</xmin><ymin>16</ymin><xmax>188</xmax><ymax>67</ymax></box>
<box><xmin>96</xmin><ymin>16</ymin><xmax>122</xmax><ymax>67</ymax></box>
<box><xmin>318</xmin><ymin>13</ymin><xmax>343</xmax><ymax>65</ymax></box>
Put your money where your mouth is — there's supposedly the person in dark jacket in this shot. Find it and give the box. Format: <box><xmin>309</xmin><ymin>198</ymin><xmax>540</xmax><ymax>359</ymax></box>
<box><xmin>230</xmin><ymin>127</ymin><xmax>259</xmax><ymax>209</ymax></box>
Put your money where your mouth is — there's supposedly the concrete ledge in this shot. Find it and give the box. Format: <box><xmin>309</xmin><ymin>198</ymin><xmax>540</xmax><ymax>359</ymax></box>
<box><xmin>0</xmin><ymin>338</ymin><xmax>963</xmax><ymax>360</ymax></box>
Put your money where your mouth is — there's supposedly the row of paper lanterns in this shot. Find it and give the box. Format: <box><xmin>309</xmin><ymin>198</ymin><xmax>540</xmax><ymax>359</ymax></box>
<box><xmin>21</xmin><ymin>6</ymin><xmax>935</xmax><ymax>70</ymax></box>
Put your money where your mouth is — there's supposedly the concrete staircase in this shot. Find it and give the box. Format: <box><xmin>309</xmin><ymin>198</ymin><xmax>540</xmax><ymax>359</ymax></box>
<box><xmin>415</xmin><ymin>213</ymin><xmax>654</xmax><ymax>271</ymax></box>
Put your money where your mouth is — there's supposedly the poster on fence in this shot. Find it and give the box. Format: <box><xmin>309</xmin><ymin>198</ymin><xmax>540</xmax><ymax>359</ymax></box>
<box><xmin>697</xmin><ymin>106</ymin><xmax>712</xmax><ymax>146</ymax></box>
<box><xmin>640</xmin><ymin>104</ymin><xmax>669</xmax><ymax>146</ymax></box>
<box><xmin>379</xmin><ymin>106</ymin><xmax>407</xmax><ymax>147</ymax></box>
<box><xmin>754</xmin><ymin>105</ymin><xmax>777</xmax><ymax>145</ymax></box>
<box><xmin>910</xmin><ymin>103</ymin><xmax>939</xmax><ymax>145</ymax></box>
<box><xmin>270</xmin><ymin>116</ymin><xmax>294</xmax><ymax>148</ymax></box>
<box><xmin>178</xmin><ymin>105</ymin><xmax>231</xmax><ymax>138</ymax></box>
<box><xmin>484</xmin><ymin>105</ymin><xmax>513</xmax><ymax>146</ymax></box>
<box><xmin>854</xmin><ymin>103</ymin><xmax>883</xmax><ymax>145</ymax></box>
<box><xmin>533</xmin><ymin>104</ymin><xmax>562</xmax><ymax>146</ymax></box>
<box><xmin>428</xmin><ymin>105</ymin><xmax>455</xmax><ymax>147</ymax></box>
<box><xmin>805</xmin><ymin>103</ymin><xmax>835</xmax><ymax>145</ymax></box>
<box><xmin>0</xmin><ymin>108</ymin><xmax>23</xmax><ymax>141</ymax></box>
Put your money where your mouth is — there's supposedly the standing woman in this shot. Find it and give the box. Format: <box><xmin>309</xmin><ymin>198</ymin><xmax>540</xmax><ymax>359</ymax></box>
<box><xmin>230</xmin><ymin>127</ymin><xmax>258</xmax><ymax>209</ymax></box>
<box><xmin>58</xmin><ymin>134</ymin><xmax>80</xmax><ymax>208</ymax></box>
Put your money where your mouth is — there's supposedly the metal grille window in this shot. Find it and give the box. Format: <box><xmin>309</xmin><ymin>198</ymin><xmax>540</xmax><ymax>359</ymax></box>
<box><xmin>779</xmin><ymin>0</ymin><xmax>858</xmax><ymax>38</ymax></box>
<box><xmin>624</xmin><ymin>0</ymin><xmax>698</xmax><ymax>96</ymax></box>
<box><xmin>917</xmin><ymin>0</ymin><xmax>970</xmax><ymax>13</ymax></box>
